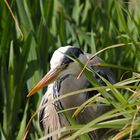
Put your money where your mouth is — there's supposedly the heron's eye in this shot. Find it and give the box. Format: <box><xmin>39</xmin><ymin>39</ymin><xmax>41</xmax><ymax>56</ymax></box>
<box><xmin>61</xmin><ymin>56</ymin><xmax>74</xmax><ymax>65</ymax></box>
<box><xmin>59</xmin><ymin>64</ymin><xmax>69</xmax><ymax>70</ymax></box>
<box><xmin>61</xmin><ymin>47</ymin><xmax>83</xmax><ymax>65</ymax></box>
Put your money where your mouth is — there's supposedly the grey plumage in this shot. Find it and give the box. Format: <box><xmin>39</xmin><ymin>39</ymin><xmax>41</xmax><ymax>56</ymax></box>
<box><xmin>37</xmin><ymin>46</ymin><xmax>115</xmax><ymax>140</ymax></box>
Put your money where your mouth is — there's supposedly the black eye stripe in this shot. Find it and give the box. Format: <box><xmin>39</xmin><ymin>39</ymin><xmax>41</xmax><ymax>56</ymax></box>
<box><xmin>61</xmin><ymin>48</ymin><xmax>83</xmax><ymax>65</ymax></box>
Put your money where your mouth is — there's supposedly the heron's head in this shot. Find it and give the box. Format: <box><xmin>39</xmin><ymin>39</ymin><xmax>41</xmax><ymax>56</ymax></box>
<box><xmin>27</xmin><ymin>46</ymin><xmax>87</xmax><ymax>97</ymax></box>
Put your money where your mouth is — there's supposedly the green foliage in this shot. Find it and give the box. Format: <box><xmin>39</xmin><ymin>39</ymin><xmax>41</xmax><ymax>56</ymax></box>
<box><xmin>0</xmin><ymin>0</ymin><xmax>140</xmax><ymax>139</ymax></box>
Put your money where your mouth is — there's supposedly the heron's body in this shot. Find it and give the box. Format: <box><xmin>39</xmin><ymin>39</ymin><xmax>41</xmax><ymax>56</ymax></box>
<box><xmin>28</xmin><ymin>46</ymin><xmax>115</xmax><ymax>140</ymax></box>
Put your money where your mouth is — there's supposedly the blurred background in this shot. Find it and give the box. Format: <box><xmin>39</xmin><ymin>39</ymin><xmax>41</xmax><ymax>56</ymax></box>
<box><xmin>0</xmin><ymin>0</ymin><xmax>140</xmax><ymax>139</ymax></box>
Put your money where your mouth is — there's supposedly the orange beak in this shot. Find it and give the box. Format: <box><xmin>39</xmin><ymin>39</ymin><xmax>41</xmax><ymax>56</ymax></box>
<box><xmin>27</xmin><ymin>65</ymin><xmax>65</xmax><ymax>97</ymax></box>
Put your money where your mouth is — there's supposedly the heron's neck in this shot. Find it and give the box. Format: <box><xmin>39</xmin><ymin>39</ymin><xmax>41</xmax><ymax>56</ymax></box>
<box><xmin>55</xmin><ymin>74</ymin><xmax>87</xmax><ymax>95</ymax></box>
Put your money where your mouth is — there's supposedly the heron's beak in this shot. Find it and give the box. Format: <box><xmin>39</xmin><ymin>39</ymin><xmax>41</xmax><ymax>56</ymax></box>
<box><xmin>27</xmin><ymin>65</ymin><xmax>66</xmax><ymax>97</ymax></box>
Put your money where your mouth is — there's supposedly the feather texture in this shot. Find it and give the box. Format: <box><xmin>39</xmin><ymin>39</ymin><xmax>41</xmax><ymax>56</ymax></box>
<box><xmin>38</xmin><ymin>46</ymin><xmax>116</xmax><ymax>140</ymax></box>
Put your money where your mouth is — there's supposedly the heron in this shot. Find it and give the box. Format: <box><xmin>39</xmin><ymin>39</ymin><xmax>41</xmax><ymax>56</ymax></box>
<box><xmin>27</xmin><ymin>46</ymin><xmax>115</xmax><ymax>140</ymax></box>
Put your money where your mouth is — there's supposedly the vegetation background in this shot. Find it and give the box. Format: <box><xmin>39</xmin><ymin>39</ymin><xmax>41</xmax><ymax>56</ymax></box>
<box><xmin>0</xmin><ymin>0</ymin><xmax>140</xmax><ymax>140</ymax></box>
